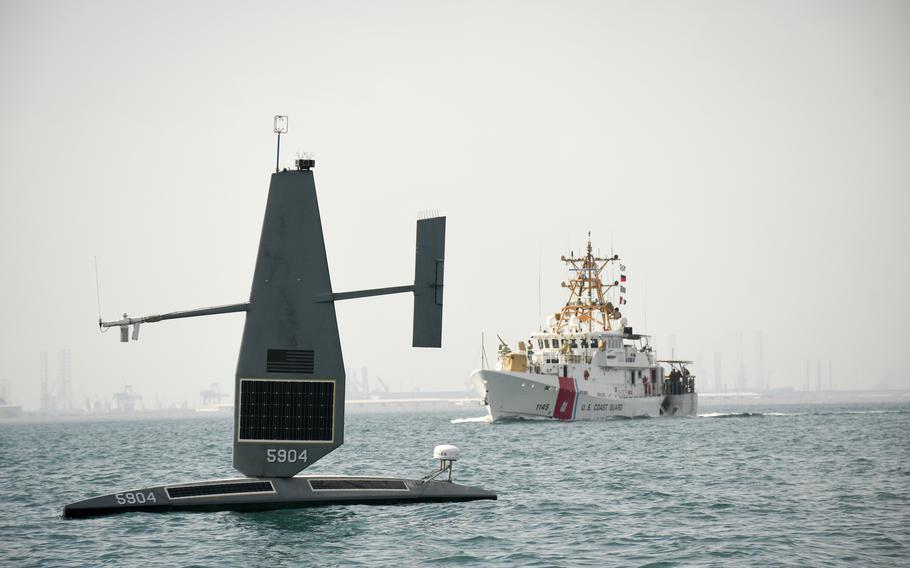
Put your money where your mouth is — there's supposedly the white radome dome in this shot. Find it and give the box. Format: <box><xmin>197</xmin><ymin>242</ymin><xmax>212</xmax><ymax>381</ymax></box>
<box><xmin>433</xmin><ymin>444</ymin><xmax>460</xmax><ymax>461</ymax></box>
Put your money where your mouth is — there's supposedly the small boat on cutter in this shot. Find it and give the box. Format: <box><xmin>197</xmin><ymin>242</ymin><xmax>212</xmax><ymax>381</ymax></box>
<box><xmin>472</xmin><ymin>235</ymin><xmax>697</xmax><ymax>422</ymax></box>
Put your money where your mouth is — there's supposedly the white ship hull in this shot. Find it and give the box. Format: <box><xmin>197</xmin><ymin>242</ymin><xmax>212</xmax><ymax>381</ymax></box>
<box><xmin>472</xmin><ymin>369</ymin><xmax>696</xmax><ymax>422</ymax></box>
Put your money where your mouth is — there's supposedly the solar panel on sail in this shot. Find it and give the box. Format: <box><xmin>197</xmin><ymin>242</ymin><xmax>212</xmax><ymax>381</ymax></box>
<box><xmin>238</xmin><ymin>379</ymin><xmax>334</xmax><ymax>442</ymax></box>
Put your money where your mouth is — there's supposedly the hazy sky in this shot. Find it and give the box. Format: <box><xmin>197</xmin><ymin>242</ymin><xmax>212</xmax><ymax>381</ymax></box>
<box><xmin>1</xmin><ymin>0</ymin><xmax>908</xmax><ymax>409</ymax></box>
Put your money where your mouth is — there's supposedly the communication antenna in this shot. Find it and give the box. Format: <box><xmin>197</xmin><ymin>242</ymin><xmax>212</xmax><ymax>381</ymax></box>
<box><xmin>537</xmin><ymin>241</ymin><xmax>542</xmax><ymax>329</ymax></box>
<box><xmin>295</xmin><ymin>151</ymin><xmax>315</xmax><ymax>171</ymax></box>
<box><xmin>643</xmin><ymin>278</ymin><xmax>648</xmax><ymax>330</ymax></box>
<box><xmin>481</xmin><ymin>332</ymin><xmax>490</xmax><ymax>370</ymax></box>
<box><xmin>94</xmin><ymin>256</ymin><xmax>105</xmax><ymax>331</ymax></box>
<box><xmin>273</xmin><ymin>115</ymin><xmax>288</xmax><ymax>172</ymax></box>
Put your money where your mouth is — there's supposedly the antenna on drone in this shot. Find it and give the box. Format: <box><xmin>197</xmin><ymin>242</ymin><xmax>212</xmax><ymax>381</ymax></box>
<box><xmin>423</xmin><ymin>445</ymin><xmax>461</xmax><ymax>482</ymax></box>
<box><xmin>273</xmin><ymin>115</ymin><xmax>288</xmax><ymax>172</ymax></box>
<box><xmin>94</xmin><ymin>256</ymin><xmax>104</xmax><ymax>331</ymax></box>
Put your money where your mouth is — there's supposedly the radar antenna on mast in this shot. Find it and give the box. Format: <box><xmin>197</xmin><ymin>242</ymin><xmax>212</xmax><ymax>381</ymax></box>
<box><xmin>554</xmin><ymin>232</ymin><xmax>623</xmax><ymax>333</ymax></box>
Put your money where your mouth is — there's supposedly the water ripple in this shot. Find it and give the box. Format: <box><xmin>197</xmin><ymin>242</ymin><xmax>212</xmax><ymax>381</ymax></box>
<box><xmin>1</xmin><ymin>404</ymin><xmax>908</xmax><ymax>566</ymax></box>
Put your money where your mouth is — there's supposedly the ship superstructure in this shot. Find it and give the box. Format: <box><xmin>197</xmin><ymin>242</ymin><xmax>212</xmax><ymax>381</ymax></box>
<box><xmin>472</xmin><ymin>235</ymin><xmax>697</xmax><ymax>421</ymax></box>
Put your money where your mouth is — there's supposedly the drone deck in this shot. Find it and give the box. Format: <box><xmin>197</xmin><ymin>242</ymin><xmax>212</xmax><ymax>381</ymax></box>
<box><xmin>63</xmin><ymin>476</ymin><xmax>497</xmax><ymax>518</ymax></box>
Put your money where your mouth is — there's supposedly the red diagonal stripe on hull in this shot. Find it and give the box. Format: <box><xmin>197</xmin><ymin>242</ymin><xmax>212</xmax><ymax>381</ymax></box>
<box><xmin>553</xmin><ymin>376</ymin><xmax>576</xmax><ymax>420</ymax></box>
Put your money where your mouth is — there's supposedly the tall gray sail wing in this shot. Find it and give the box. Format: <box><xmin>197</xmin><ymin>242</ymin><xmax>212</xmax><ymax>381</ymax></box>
<box><xmin>93</xmin><ymin>171</ymin><xmax>447</xmax><ymax>478</ymax></box>
<box><xmin>233</xmin><ymin>170</ymin><xmax>344</xmax><ymax>477</ymax></box>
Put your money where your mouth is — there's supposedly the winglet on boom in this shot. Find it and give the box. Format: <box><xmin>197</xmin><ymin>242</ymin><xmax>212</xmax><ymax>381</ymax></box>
<box><xmin>412</xmin><ymin>215</ymin><xmax>445</xmax><ymax>348</ymax></box>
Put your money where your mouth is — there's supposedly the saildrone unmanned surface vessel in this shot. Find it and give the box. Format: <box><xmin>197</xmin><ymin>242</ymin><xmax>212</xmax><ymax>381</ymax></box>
<box><xmin>64</xmin><ymin>130</ymin><xmax>496</xmax><ymax>518</ymax></box>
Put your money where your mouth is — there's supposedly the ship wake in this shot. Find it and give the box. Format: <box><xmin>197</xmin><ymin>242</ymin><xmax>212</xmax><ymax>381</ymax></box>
<box><xmin>450</xmin><ymin>415</ymin><xmax>492</xmax><ymax>424</ymax></box>
<box><xmin>698</xmin><ymin>412</ymin><xmax>764</xmax><ymax>419</ymax></box>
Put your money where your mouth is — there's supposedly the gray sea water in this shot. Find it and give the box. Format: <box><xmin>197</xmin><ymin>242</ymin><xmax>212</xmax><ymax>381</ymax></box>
<box><xmin>1</xmin><ymin>403</ymin><xmax>908</xmax><ymax>567</ymax></box>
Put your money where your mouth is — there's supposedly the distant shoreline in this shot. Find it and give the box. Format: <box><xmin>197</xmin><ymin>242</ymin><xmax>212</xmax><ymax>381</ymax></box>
<box><xmin>698</xmin><ymin>388</ymin><xmax>910</xmax><ymax>406</ymax></box>
<box><xmin>3</xmin><ymin>390</ymin><xmax>907</xmax><ymax>425</ymax></box>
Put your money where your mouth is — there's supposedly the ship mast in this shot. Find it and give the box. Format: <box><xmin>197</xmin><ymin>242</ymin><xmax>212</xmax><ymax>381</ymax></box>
<box><xmin>555</xmin><ymin>232</ymin><xmax>623</xmax><ymax>333</ymax></box>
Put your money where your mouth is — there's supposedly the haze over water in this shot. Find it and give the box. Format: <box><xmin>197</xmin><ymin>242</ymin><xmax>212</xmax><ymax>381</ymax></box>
<box><xmin>2</xmin><ymin>0</ymin><xmax>909</xmax><ymax>410</ymax></box>
<box><xmin>2</xmin><ymin>403</ymin><xmax>907</xmax><ymax>566</ymax></box>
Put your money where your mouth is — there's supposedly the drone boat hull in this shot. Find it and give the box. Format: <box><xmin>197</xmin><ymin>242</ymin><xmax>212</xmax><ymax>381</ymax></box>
<box><xmin>63</xmin><ymin>476</ymin><xmax>496</xmax><ymax>518</ymax></box>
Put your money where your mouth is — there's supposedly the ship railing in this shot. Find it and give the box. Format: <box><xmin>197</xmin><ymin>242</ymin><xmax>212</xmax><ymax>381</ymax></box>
<box><xmin>557</xmin><ymin>353</ymin><xmax>595</xmax><ymax>365</ymax></box>
<box><xmin>662</xmin><ymin>378</ymin><xmax>696</xmax><ymax>395</ymax></box>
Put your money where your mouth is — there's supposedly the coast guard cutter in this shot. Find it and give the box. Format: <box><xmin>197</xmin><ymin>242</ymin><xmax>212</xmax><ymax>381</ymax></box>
<box><xmin>472</xmin><ymin>236</ymin><xmax>697</xmax><ymax>421</ymax></box>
